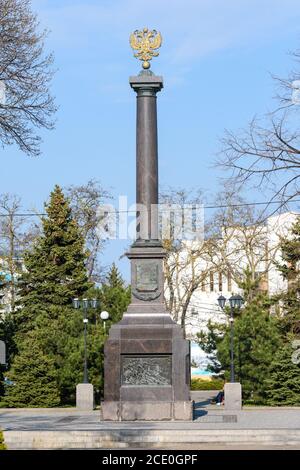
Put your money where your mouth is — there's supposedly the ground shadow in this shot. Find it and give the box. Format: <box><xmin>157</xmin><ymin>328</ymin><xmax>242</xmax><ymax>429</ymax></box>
<box><xmin>192</xmin><ymin>399</ymin><xmax>211</xmax><ymax>420</ymax></box>
<box><xmin>193</xmin><ymin>407</ymin><xmax>208</xmax><ymax>420</ymax></box>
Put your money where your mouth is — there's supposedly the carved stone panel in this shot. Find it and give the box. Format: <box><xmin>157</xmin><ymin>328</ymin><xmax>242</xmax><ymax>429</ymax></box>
<box><xmin>121</xmin><ymin>355</ymin><xmax>172</xmax><ymax>386</ymax></box>
<box><xmin>132</xmin><ymin>261</ymin><xmax>161</xmax><ymax>301</ymax></box>
<box><xmin>136</xmin><ymin>262</ymin><xmax>158</xmax><ymax>292</ymax></box>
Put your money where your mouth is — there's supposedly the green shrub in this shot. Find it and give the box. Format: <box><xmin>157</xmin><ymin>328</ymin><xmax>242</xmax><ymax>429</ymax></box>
<box><xmin>191</xmin><ymin>377</ymin><xmax>224</xmax><ymax>390</ymax></box>
<box><xmin>0</xmin><ymin>430</ymin><xmax>6</xmax><ymax>450</ymax></box>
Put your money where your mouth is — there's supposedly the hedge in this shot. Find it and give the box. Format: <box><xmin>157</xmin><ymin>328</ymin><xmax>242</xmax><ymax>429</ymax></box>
<box><xmin>191</xmin><ymin>377</ymin><xmax>224</xmax><ymax>391</ymax></box>
<box><xmin>0</xmin><ymin>430</ymin><xmax>6</xmax><ymax>450</ymax></box>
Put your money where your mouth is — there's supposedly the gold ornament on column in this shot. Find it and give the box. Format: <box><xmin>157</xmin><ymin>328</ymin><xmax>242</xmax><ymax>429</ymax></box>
<box><xmin>129</xmin><ymin>28</ymin><xmax>162</xmax><ymax>69</ymax></box>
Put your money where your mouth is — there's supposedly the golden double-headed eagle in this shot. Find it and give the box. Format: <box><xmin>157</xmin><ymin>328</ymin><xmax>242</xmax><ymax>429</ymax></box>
<box><xmin>130</xmin><ymin>28</ymin><xmax>162</xmax><ymax>69</ymax></box>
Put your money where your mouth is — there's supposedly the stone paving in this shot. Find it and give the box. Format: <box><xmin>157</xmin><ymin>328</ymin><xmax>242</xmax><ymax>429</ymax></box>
<box><xmin>1</xmin><ymin>391</ymin><xmax>300</xmax><ymax>432</ymax></box>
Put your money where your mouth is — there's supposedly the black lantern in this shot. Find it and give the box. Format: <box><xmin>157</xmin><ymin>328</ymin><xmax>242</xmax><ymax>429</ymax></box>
<box><xmin>217</xmin><ymin>295</ymin><xmax>226</xmax><ymax>310</ymax></box>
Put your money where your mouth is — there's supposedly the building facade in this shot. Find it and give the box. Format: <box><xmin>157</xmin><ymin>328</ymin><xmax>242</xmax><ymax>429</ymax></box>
<box><xmin>165</xmin><ymin>212</ymin><xmax>299</xmax><ymax>371</ymax></box>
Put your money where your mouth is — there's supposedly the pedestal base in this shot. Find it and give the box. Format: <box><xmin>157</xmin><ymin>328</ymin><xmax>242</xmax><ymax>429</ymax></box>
<box><xmin>102</xmin><ymin>240</ymin><xmax>192</xmax><ymax>421</ymax></box>
<box><xmin>101</xmin><ymin>400</ymin><xmax>193</xmax><ymax>421</ymax></box>
<box><xmin>76</xmin><ymin>383</ymin><xmax>94</xmax><ymax>411</ymax></box>
<box><xmin>224</xmin><ymin>382</ymin><xmax>242</xmax><ymax>410</ymax></box>
<box><xmin>102</xmin><ymin>312</ymin><xmax>192</xmax><ymax>421</ymax></box>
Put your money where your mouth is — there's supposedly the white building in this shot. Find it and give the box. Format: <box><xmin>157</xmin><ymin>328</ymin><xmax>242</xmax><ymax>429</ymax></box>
<box><xmin>165</xmin><ymin>212</ymin><xmax>299</xmax><ymax>371</ymax></box>
<box><xmin>0</xmin><ymin>255</ymin><xmax>24</xmax><ymax>315</ymax></box>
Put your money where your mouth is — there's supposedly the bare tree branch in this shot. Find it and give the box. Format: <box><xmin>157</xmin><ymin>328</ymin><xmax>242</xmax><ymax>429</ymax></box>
<box><xmin>0</xmin><ymin>0</ymin><xmax>56</xmax><ymax>156</ymax></box>
<box><xmin>65</xmin><ymin>180</ymin><xmax>112</xmax><ymax>283</ymax></box>
<box><xmin>218</xmin><ymin>46</ymin><xmax>300</xmax><ymax>208</ymax></box>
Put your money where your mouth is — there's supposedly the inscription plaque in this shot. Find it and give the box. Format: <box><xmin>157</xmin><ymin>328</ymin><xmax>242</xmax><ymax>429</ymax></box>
<box><xmin>122</xmin><ymin>355</ymin><xmax>172</xmax><ymax>386</ymax></box>
<box><xmin>136</xmin><ymin>262</ymin><xmax>158</xmax><ymax>292</ymax></box>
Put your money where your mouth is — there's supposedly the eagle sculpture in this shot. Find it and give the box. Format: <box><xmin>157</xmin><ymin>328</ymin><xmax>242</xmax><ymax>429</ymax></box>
<box><xmin>130</xmin><ymin>28</ymin><xmax>162</xmax><ymax>69</ymax></box>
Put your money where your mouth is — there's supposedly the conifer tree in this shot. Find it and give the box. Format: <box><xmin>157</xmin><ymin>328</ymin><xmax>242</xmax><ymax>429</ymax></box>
<box><xmin>99</xmin><ymin>263</ymin><xmax>131</xmax><ymax>323</ymax></box>
<box><xmin>17</xmin><ymin>185</ymin><xmax>90</xmax><ymax>332</ymax></box>
<box><xmin>266</xmin><ymin>342</ymin><xmax>300</xmax><ymax>406</ymax></box>
<box><xmin>85</xmin><ymin>263</ymin><xmax>130</xmax><ymax>402</ymax></box>
<box><xmin>3</xmin><ymin>332</ymin><xmax>60</xmax><ymax>407</ymax></box>
<box><xmin>0</xmin><ymin>280</ymin><xmax>17</xmax><ymax>399</ymax></box>
<box><xmin>10</xmin><ymin>185</ymin><xmax>92</xmax><ymax>405</ymax></box>
<box><xmin>277</xmin><ymin>216</ymin><xmax>300</xmax><ymax>335</ymax></box>
<box><xmin>198</xmin><ymin>274</ymin><xmax>283</xmax><ymax>403</ymax></box>
<box><xmin>258</xmin><ymin>215</ymin><xmax>300</xmax><ymax>406</ymax></box>
<box><xmin>106</xmin><ymin>263</ymin><xmax>125</xmax><ymax>289</ymax></box>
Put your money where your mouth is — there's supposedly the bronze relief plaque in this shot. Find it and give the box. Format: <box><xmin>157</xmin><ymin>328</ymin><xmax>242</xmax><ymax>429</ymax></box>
<box><xmin>122</xmin><ymin>355</ymin><xmax>172</xmax><ymax>386</ymax></box>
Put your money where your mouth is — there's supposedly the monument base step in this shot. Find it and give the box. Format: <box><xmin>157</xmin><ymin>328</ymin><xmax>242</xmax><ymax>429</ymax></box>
<box><xmin>4</xmin><ymin>429</ymin><xmax>300</xmax><ymax>449</ymax></box>
<box><xmin>101</xmin><ymin>400</ymin><xmax>193</xmax><ymax>421</ymax></box>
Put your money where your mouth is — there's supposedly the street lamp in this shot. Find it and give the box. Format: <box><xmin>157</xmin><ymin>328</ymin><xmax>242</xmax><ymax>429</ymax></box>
<box><xmin>217</xmin><ymin>294</ymin><xmax>244</xmax><ymax>383</ymax></box>
<box><xmin>100</xmin><ymin>311</ymin><xmax>110</xmax><ymax>333</ymax></box>
<box><xmin>217</xmin><ymin>295</ymin><xmax>226</xmax><ymax>310</ymax></box>
<box><xmin>72</xmin><ymin>298</ymin><xmax>99</xmax><ymax>384</ymax></box>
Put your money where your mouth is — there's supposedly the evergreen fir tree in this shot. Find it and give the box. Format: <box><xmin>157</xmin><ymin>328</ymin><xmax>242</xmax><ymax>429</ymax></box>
<box><xmin>277</xmin><ymin>216</ymin><xmax>300</xmax><ymax>335</ymax></box>
<box><xmin>83</xmin><ymin>264</ymin><xmax>130</xmax><ymax>403</ymax></box>
<box><xmin>232</xmin><ymin>296</ymin><xmax>282</xmax><ymax>403</ymax></box>
<box><xmin>99</xmin><ymin>263</ymin><xmax>131</xmax><ymax>323</ymax></box>
<box><xmin>198</xmin><ymin>283</ymin><xmax>283</xmax><ymax>403</ymax></box>
<box><xmin>106</xmin><ymin>263</ymin><xmax>125</xmax><ymax>289</ymax></box>
<box><xmin>266</xmin><ymin>342</ymin><xmax>300</xmax><ymax>406</ymax></box>
<box><xmin>85</xmin><ymin>322</ymin><xmax>106</xmax><ymax>404</ymax></box>
<box><xmin>10</xmin><ymin>185</ymin><xmax>92</xmax><ymax>405</ymax></box>
<box><xmin>3</xmin><ymin>332</ymin><xmax>60</xmax><ymax>407</ymax></box>
<box><xmin>16</xmin><ymin>185</ymin><xmax>91</xmax><ymax>332</ymax></box>
<box><xmin>0</xmin><ymin>284</ymin><xmax>17</xmax><ymax>399</ymax></box>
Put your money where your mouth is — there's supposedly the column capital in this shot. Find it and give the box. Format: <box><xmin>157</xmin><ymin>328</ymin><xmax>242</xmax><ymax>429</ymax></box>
<box><xmin>129</xmin><ymin>73</ymin><xmax>163</xmax><ymax>95</ymax></box>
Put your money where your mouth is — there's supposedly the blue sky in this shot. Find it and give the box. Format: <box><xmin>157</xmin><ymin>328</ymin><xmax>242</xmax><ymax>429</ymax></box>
<box><xmin>1</xmin><ymin>0</ymin><xmax>300</xmax><ymax>280</ymax></box>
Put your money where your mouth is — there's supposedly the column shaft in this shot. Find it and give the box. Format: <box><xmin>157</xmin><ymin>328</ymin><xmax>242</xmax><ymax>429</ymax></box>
<box><xmin>130</xmin><ymin>74</ymin><xmax>163</xmax><ymax>240</ymax></box>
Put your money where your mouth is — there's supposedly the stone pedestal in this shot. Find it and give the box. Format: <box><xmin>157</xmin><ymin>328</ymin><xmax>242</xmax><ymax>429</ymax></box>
<box><xmin>224</xmin><ymin>382</ymin><xmax>242</xmax><ymax>410</ymax></box>
<box><xmin>101</xmin><ymin>242</ymin><xmax>192</xmax><ymax>421</ymax></box>
<box><xmin>76</xmin><ymin>383</ymin><xmax>94</xmax><ymax>411</ymax></box>
<box><xmin>101</xmin><ymin>313</ymin><xmax>192</xmax><ymax>421</ymax></box>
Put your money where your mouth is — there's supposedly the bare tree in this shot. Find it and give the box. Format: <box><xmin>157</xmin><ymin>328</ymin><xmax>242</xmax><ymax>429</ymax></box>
<box><xmin>162</xmin><ymin>188</ymin><xmax>285</xmax><ymax>337</ymax></box>
<box><xmin>206</xmin><ymin>190</ymin><xmax>280</xmax><ymax>302</ymax></box>
<box><xmin>0</xmin><ymin>193</ymin><xmax>29</xmax><ymax>313</ymax></box>
<box><xmin>66</xmin><ymin>180</ymin><xmax>111</xmax><ymax>283</ymax></box>
<box><xmin>164</xmin><ymin>240</ymin><xmax>213</xmax><ymax>337</ymax></box>
<box><xmin>160</xmin><ymin>188</ymin><xmax>213</xmax><ymax>336</ymax></box>
<box><xmin>273</xmin><ymin>49</ymin><xmax>300</xmax><ymax>108</ymax></box>
<box><xmin>0</xmin><ymin>0</ymin><xmax>56</xmax><ymax>156</ymax></box>
<box><xmin>219</xmin><ymin>47</ymin><xmax>300</xmax><ymax>208</ymax></box>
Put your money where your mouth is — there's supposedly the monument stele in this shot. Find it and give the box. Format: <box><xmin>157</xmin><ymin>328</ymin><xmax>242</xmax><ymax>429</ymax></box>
<box><xmin>101</xmin><ymin>28</ymin><xmax>193</xmax><ymax>421</ymax></box>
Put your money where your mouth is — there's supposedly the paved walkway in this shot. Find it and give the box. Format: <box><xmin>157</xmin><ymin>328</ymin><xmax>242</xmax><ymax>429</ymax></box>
<box><xmin>1</xmin><ymin>391</ymin><xmax>300</xmax><ymax>431</ymax></box>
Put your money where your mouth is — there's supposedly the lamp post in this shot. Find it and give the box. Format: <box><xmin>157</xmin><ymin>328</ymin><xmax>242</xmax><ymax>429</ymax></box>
<box><xmin>217</xmin><ymin>294</ymin><xmax>244</xmax><ymax>383</ymax></box>
<box><xmin>100</xmin><ymin>311</ymin><xmax>110</xmax><ymax>333</ymax></box>
<box><xmin>72</xmin><ymin>298</ymin><xmax>99</xmax><ymax>384</ymax></box>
